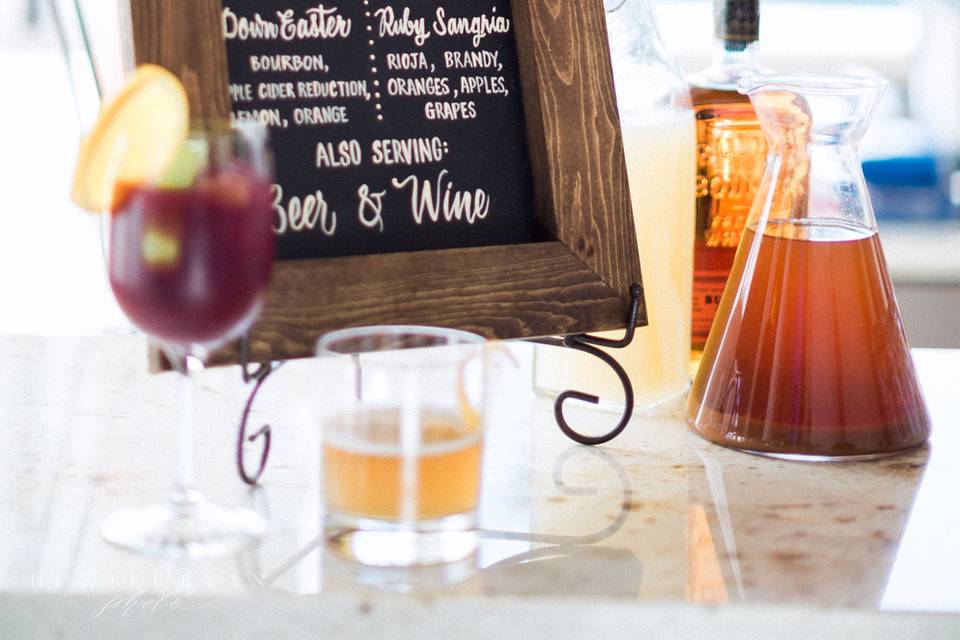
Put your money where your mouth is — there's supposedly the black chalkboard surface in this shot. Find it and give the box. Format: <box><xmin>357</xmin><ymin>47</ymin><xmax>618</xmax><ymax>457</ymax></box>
<box><xmin>132</xmin><ymin>0</ymin><xmax>643</xmax><ymax>365</ymax></box>
<box><xmin>222</xmin><ymin>0</ymin><xmax>541</xmax><ymax>261</ymax></box>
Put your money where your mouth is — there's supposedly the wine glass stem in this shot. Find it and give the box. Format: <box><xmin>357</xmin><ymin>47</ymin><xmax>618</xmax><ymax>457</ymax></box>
<box><xmin>173</xmin><ymin>352</ymin><xmax>204</xmax><ymax>503</ymax></box>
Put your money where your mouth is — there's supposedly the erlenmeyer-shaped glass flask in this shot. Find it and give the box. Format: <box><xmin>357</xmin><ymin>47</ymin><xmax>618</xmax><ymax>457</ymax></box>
<box><xmin>686</xmin><ymin>74</ymin><xmax>931</xmax><ymax>460</ymax></box>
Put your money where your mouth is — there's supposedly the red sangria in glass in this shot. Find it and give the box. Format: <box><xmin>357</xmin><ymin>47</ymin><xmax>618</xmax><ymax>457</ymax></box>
<box><xmin>108</xmin><ymin>151</ymin><xmax>274</xmax><ymax>349</ymax></box>
<box><xmin>99</xmin><ymin>123</ymin><xmax>276</xmax><ymax>558</ymax></box>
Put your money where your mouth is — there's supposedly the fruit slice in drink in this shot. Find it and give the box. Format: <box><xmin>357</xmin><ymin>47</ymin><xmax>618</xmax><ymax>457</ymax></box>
<box><xmin>71</xmin><ymin>64</ymin><xmax>189</xmax><ymax>213</ymax></box>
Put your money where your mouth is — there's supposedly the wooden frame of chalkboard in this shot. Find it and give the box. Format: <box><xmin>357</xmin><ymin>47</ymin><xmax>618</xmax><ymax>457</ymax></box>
<box><xmin>126</xmin><ymin>0</ymin><xmax>645</xmax><ymax>365</ymax></box>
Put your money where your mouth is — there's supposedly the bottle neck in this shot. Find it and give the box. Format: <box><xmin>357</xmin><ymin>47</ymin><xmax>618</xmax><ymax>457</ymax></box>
<box><xmin>700</xmin><ymin>0</ymin><xmax>762</xmax><ymax>86</ymax></box>
<box><xmin>712</xmin><ymin>39</ymin><xmax>762</xmax><ymax>75</ymax></box>
<box><xmin>692</xmin><ymin>39</ymin><xmax>762</xmax><ymax>90</ymax></box>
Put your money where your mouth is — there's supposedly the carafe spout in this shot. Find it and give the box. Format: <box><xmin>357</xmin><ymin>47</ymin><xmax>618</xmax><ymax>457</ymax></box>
<box><xmin>739</xmin><ymin>73</ymin><xmax>887</xmax><ymax>146</ymax></box>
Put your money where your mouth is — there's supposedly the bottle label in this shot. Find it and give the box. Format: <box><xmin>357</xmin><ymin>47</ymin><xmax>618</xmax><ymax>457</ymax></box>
<box><xmin>691</xmin><ymin>270</ymin><xmax>729</xmax><ymax>347</ymax></box>
<box><xmin>692</xmin><ymin>102</ymin><xmax>766</xmax><ymax>350</ymax></box>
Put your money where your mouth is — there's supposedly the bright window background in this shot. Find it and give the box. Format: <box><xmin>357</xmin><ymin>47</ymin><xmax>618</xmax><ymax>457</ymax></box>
<box><xmin>2</xmin><ymin>0</ymin><xmax>958</xmax><ymax>343</ymax></box>
<box><xmin>0</xmin><ymin>1</ymin><xmax>127</xmax><ymax>336</ymax></box>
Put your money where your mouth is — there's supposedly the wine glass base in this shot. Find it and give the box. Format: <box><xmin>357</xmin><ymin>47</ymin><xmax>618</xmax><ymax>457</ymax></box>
<box><xmin>100</xmin><ymin>499</ymin><xmax>267</xmax><ymax>559</ymax></box>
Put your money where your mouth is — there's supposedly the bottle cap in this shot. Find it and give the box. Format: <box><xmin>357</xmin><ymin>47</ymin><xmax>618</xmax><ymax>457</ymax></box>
<box><xmin>715</xmin><ymin>0</ymin><xmax>760</xmax><ymax>51</ymax></box>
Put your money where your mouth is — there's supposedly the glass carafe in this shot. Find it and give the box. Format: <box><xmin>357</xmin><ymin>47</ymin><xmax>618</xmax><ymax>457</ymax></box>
<box><xmin>686</xmin><ymin>74</ymin><xmax>931</xmax><ymax>460</ymax></box>
<box><xmin>533</xmin><ymin>0</ymin><xmax>696</xmax><ymax>413</ymax></box>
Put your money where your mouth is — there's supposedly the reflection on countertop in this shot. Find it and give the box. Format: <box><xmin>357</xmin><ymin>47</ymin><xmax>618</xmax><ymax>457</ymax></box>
<box><xmin>1</xmin><ymin>335</ymin><xmax>958</xmax><ymax>622</ymax></box>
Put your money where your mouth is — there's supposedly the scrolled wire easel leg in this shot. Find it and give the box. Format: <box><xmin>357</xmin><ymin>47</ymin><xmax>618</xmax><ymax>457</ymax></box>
<box><xmin>534</xmin><ymin>283</ymin><xmax>644</xmax><ymax>446</ymax></box>
<box><xmin>237</xmin><ymin>337</ymin><xmax>282</xmax><ymax>486</ymax></box>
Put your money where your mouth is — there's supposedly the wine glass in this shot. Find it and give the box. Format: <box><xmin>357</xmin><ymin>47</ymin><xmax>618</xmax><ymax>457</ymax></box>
<box><xmin>99</xmin><ymin>121</ymin><xmax>275</xmax><ymax>557</ymax></box>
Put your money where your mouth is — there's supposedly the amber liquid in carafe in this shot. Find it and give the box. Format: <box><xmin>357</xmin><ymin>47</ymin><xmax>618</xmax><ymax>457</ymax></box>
<box><xmin>689</xmin><ymin>220</ymin><xmax>930</xmax><ymax>457</ymax></box>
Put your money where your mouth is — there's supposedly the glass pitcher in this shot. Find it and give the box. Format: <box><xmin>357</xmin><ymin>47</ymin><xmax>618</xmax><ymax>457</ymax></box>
<box><xmin>686</xmin><ymin>74</ymin><xmax>931</xmax><ymax>460</ymax></box>
<box><xmin>533</xmin><ymin>0</ymin><xmax>696</xmax><ymax>413</ymax></box>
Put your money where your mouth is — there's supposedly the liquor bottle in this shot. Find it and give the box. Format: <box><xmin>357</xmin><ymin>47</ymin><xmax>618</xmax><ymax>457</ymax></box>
<box><xmin>533</xmin><ymin>0</ymin><xmax>696</xmax><ymax>412</ymax></box>
<box><xmin>690</xmin><ymin>0</ymin><xmax>767</xmax><ymax>356</ymax></box>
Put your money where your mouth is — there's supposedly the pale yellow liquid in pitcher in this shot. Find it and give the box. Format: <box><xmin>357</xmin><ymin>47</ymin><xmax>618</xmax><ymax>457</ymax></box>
<box><xmin>534</xmin><ymin>112</ymin><xmax>696</xmax><ymax>411</ymax></box>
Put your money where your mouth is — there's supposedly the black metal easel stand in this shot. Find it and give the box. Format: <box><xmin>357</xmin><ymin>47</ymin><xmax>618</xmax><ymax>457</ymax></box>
<box><xmin>236</xmin><ymin>339</ymin><xmax>281</xmax><ymax>486</ymax></box>
<box><xmin>234</xmin><ymin>283</ymin><xmax>643</xmax><ymax>485</ymax></box>
<box><xmin>531</xmin><ymin>283</ymin><xmax>643</xmax><ymax>446</ymax></box>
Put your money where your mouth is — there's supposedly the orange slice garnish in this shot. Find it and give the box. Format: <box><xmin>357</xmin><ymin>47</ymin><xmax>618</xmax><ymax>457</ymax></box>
<box><xmin>71</xmin><ymin>64</ymin><xmax>189</xmax><ymax>212</ymax></box>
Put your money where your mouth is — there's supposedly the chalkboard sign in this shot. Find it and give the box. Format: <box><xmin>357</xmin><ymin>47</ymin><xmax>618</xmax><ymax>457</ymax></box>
<box><xmin>127</xmin><ymin>0</ymin><xmax>646</xmax><ymax>366</ymax></box>
<box><xmin>221</xmin><ymin>0</ymin><xmax>540</xmax><ymax>260</ymax></box>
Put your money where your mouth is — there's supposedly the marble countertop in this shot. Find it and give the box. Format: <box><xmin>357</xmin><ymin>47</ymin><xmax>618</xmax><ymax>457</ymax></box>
<box><xmin>1</xmin><ymin>334</ymin><xmax>958</xmax><ymax>638</ymax></box>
